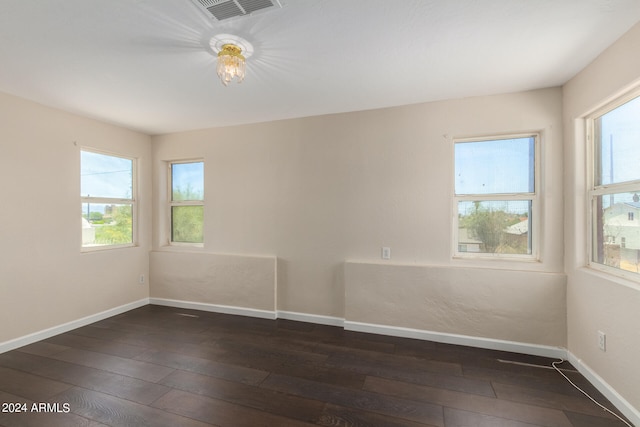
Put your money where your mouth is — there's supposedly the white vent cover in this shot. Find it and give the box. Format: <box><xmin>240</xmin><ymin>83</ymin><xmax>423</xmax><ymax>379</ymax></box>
<box><xmin>190</xmin><ymin>0</ymin><xmax>283</xmax><ymax>21</ymax></box>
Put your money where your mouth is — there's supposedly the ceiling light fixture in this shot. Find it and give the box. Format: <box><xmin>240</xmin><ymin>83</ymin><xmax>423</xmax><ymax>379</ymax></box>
<box><xmin>217</xmin><ymin>44</ymin><xmax>245</xmax><ymax>86</ymax></box>
<box><xmin>210</xmin><ymin>34</ymin><xmax>254</xmax><ymax>87</ymax></box>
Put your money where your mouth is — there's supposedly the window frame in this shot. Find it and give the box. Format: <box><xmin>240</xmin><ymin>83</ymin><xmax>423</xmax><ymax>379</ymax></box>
<box><xmin>167</xmin><ymin>159</ymin><xmax>204</xmax><ymax>246</ymax></box>
<box><xmin>80</xmin><ymin>148</ymin><xmax>137</xmax><ymax>252</ymax></box>
<box><xmin>586</xmin><ymin>88</ymin><xmax>640</xmax><ymax>282</ymax></box>
<box><xmin>452</xmin><ymin>132</ymin><xmax>540</xmax><ymax>261</ymax></box>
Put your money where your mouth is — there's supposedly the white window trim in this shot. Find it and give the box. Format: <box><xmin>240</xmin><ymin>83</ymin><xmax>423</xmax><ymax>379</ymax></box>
<box><xmin>452</xmin><ymin>132</ymin><xmax>541</xmax><ymax>261</ymax></box>
<box><xmin>167</xmin><ymin>159</ymin><xmax>204</xmax><ymax>247</ymax></box>
<box><xmin>81</xmin><ymin>148</ymin><xmax>137</xmax><ymax>252</ymax></box>
<box><xmin>586</xmin><ymin>87</ymin><xmax>640</xmax><ymax>283</ymax></box>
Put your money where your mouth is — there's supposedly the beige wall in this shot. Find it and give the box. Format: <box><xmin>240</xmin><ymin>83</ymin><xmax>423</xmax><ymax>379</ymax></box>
<box><xmin>152</xmin><ymin>87</ymin><xmax>566</xmax><ymax>346</ymax></box>
<box><xmin>563</xmin><ymin>22</ymin><xmax>640</xmax><ymax>412</ymax></box>
<box><xmin>150</xmin><ymin>251</ymin><xmax>276</xmax><ymax>312</ymax></box>
<box><xmin>0</xmin><ymin>92</ymin><xmax>152</xmax><ymax>343</ymax></box>
<box><xmin>345</xmin><ymin>262</ymin><xmax>566</xmax><ymax>347</ymax></box>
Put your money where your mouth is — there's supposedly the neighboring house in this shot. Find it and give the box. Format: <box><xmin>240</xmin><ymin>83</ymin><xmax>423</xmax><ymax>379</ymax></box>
<box><xmin>458</xmin><ymin>228</ymin><xmax>483</xmax><ymax>252</ymax></box>
<box><xmin>459</xmin><ymin>218</ymin><xmax>530</xmax><ymax>254</ymax></box>
<box><xmin>504</xmin><ymin>218</ymin><xmax>529</xmax><ymax>250</ymax></box>
<box><xmin>603</xmin><ymin>201</ymin><xmax>640</xmax><ymax>271</ymax></box>
<box><xmin>604</xmin><ymin>201</ymin><xmax>640</xmax><ymax>249</ymax></box>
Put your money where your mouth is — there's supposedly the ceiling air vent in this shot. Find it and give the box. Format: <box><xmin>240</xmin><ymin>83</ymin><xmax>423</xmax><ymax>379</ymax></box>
<box><xmin>190</xmin><ymin>0</ymin><xmax>283</xmax><ymax>21</ymax></box>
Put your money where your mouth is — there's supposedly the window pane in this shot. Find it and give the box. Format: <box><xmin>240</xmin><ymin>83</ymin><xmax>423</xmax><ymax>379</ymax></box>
<box><xmin>172</xmin><ymin>206</ymin><xmax>204</xmax><ymax>243</ymax></box>
<box><xmin>593</xmin><ymin>192</ymin><xmax>640</xmax><ymax>275</ymax></box>
<box><xmin>81</xmin><ymin>151</ymin><xmax>133</xmax><ymax>199</ymax></box>
<box><xmin>172</xmin><ymin>162</ymin><xmax>204</xmax><ymax>201</ymax></box>
<box><xmin>81</xmin><ymin>203</ymin><xmax>132</xmax><ymax>246</ymax></box>
<box><xmin>595</xmin><ymin>96</ymin><xmax>640</xmax><ymax>186</ymax></box>
<box><xmin>455</xmin><ymin>137</ymin><xmax>535</xmax><ymax>195</ymax></box>
<box><xmin>458</xmin><ymin>200</ymin><xmax>532</xmax><ymax>254</ymax></box>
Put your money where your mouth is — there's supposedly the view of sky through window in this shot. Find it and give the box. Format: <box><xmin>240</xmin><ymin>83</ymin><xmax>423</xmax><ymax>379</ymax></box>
<box><xmin>81</xmin><ymin>150</ymin><xmax>132</xmax><ymax>199</ymax></box>
<box><xmin>596</xmin><ymin>96</ymin><xmax>640</xmax><ymax>196</ymax></box>
<box><xmin>455</xmin><ymin>137</ymin><xmax>535</xmax><ymax>196</ymax></box>
<box><xmin>172</xmin><ymin>162</ymin><xmax>204</xmax><ymax>201</ymax></box>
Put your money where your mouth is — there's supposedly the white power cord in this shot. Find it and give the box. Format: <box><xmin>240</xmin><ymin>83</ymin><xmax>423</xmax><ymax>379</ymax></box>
<box><xmin>551</xmin><ymin>359</ymin><xmax>633</xmax><ymax>427</ymax></box>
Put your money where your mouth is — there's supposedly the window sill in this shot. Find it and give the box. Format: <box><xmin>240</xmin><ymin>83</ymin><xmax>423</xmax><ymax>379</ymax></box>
<box><xmin>583</xmin><ymin>263</ymin><xmax>640</xmax><ymax>291</ymax></box>
<box><xmin>158</xmin><ymin>243</ymin><xmax>205</xmax><ymax>252</ymax></box>
<box><xmin>453</xmin><ymin>253</ymin><xmax>540</xmax><ymax>262</ymax></box>
<box><xmin>81</xmin><ymin>243</ymin><xmax>136</xmax><ymax>253</ymax></box>
<box><xmin>451</xmin><ymin>254</ymin><xmax>547</xmax><ymax>273</ymax></box>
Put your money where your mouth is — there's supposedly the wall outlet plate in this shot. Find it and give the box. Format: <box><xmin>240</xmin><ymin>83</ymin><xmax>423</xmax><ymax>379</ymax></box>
<box><xmin>598</xmin><ymin>331</ymin><xmax>606</xmax><ymax>352</ymax></box>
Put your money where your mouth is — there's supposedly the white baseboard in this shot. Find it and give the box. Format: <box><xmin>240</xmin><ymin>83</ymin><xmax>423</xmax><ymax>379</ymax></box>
<box><xmin>277</xmin><ymin>310</ymin><xmax>344</xmax><ymax>327</ymax></box>
<box><xmin>149</xmin><ymin>298</ymin><xmax>277</xmax><ymax>320</ymax></box>
<box><xmin>344</xmin><ymin>320</ymin><xmax>567</xmax><ymax>360</ymax></box>
<box><xmin>568</xmin><ymin>352</ymin><xmax>640</xmax><ymax>426</ymax></box>
<box><xmin>0</xmin><ymin>298</ymin><xmax>150</xmax><ymax>354</ymax></box>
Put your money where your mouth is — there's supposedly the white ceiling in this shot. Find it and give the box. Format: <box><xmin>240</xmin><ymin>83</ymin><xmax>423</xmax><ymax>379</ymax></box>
<box><xmin>1</xmin><ymin>0</ymin><xmax>639</xmax><ymax>135</ymax></box>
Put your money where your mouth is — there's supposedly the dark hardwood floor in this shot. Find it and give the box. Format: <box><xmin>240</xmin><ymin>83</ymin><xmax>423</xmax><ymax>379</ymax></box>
<box><xmin>0</xmin><ymin>305</ymin><xmax>631</xmax><ymax>426</ymax></box>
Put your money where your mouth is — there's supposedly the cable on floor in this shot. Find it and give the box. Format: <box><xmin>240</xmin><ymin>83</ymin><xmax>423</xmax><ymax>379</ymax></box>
<box><xmin>551</xmin><ymin>359</ymin><xmax>633</xmax><ymax>427</ymax></box>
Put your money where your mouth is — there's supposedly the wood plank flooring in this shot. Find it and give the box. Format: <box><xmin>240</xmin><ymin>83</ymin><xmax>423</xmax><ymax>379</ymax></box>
<box><xmin>0</xmin><ymin>305</ymin><xmax>631</xmax><ymax>426</ymax></box>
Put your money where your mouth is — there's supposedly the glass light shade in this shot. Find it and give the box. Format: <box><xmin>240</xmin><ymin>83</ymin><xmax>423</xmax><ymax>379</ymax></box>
<box><xmin>216</xmin><ymin>44</ymin><xmax>246</xmax><ymax>86</ymax></box>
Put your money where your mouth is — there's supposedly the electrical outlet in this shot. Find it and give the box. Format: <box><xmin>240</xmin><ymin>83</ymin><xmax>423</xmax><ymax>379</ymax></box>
<box><xmin>139</xmin><ymin>274</ymin><xmax>145</xmax><ymax>284</ymax></box>
<box><xmin>598</xmin><ymin>331</ymin><xmax>606</xmax><ymax>352</ymax></box>
<box><xmin>381</xmin><ymin>247</ymin><xmax>391</xmax><ymax>260</ymax></box>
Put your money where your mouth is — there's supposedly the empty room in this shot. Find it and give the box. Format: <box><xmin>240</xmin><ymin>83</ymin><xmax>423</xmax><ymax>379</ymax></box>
<box><xmin>1</xmin><ymin>1</ymin><xmax>639</xmax><ymax>426</ymax></box>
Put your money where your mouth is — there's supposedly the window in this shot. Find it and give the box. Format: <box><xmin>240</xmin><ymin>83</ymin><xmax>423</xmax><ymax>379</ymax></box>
<box><xmin>588</xmin><ymin>93</ymin><xmax>640</xmax><ymax>278</ymax></box>
<box><xmin>169</xmin><ymin>161</ymin><xmax>204</xmax><ymax>244</ymax></box>
<box><xmin>454</xmin><ymin>134</ymin><xmax>538</xmax><ymax>258</ymax></box>
<box><xmin>81</xmin><ymin>149</ymin><xmax>135</xmax><ymax>249</ymax></box>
